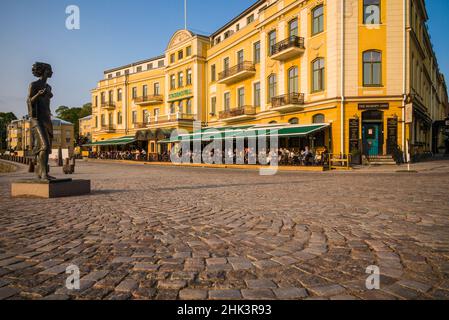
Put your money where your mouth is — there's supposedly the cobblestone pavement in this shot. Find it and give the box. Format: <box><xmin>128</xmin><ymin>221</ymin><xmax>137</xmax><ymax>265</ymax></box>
<box><xmin>1</xmin><ymin>160</ymin><xmax>449</xmax><ymax>300</ymax></box>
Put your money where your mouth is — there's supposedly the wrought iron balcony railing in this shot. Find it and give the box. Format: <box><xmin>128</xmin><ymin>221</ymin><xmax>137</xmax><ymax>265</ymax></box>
<box><xmin>219</xmin><ymin>106</ymin><xmax>256</xmax><ymax>120</ymax></box>
<box><xmin>218</xmin><ymin>61</ymin><xmax>256</xmax><ymax>82</ymax></box>
<box><xmin>271</xmin><ymin>93</ymin><xmax>305</xmax><ymax>108</ymax></box>
<box><xmin>270</xmin><ymin>36</ymin><xmax>305</xmax><ymax>57</ymax></box>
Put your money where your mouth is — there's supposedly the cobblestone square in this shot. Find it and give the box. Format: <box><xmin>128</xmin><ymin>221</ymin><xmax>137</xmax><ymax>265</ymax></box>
<box><xmin>1</xmin><ymin>161</ymin><xmax>449</xmax><ymax>300</ymax></box>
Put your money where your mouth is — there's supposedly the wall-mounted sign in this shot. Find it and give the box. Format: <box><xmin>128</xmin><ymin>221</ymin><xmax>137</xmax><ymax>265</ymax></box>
<box><xmin>169</xmin><ymin>89</ymin><xmax>192</xmax><ymax>101</ymax></box>
<box><xmin>405</xmin><ymin>103</ymin><xmax>413</xmax><ymax>124</ymax></box>
<box><xmin>358</xmin><ymin>103</ymin><xmax>389</xmax><ymax>110</ymax></box>
<box><xmin>387</xmin><ymin>118</ymin><xmax>398</xmax><ymax>154</ymax></box>
<box><xmin>349</xmin><ymin>118</ymin><xmax>360</xmax><ymax>152</ymax></box>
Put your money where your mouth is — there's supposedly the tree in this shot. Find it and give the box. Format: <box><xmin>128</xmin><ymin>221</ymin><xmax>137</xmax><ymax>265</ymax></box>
<box><xmin>55</xmin><ymin>103</ymin><xmax>92</xmax><ymax>146</ymax></box>
<box><xmin>0</xmin><ymin>112</ymin><xmax>18</xmax><ymax>151</ymax></box>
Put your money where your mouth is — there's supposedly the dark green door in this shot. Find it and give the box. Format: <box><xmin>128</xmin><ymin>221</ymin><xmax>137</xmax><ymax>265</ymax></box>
<box><xmin>363</xmin><ymin>124</ymin><xmax>381</xmax><ymax>156</ymax></box>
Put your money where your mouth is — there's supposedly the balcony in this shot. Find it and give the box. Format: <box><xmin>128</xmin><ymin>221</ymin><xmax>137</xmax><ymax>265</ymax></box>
<box><xmin>270</xmin><ymin>36</ymin><xmax>305</xmax><ymax>61</ymax></box>
<box><xmin>219</xmin><ymin>106</ymin><xmax>256</xmax><ymax>122</ymax></box>
<box><xmin>133</xmin><ymin>122</ymin><xmax>147</xmax><ymax>129</ymax></box>
<box><xmin>270</xmin><ymin>93</ymin><xmax>305</xmax><ymax>113</ymax></box>
<box><xmin>101</xmin><ymin>125</ymin><xmax>116</xmax><ymax>133</ymax></box>
<box><xmin>147</xmin><ymin>113</ymin><xmax>196</xmax><ymax>126</ymax></box>
<box><xmin>218</xmin><ymin>61</ymin><xmax>256</xmax><ymax>85</ymax></box>
<box><xmin>101</xmin><ymin>101</ymin><xmax>116</xmax><ymax>110</ymax></box>
<box><xmin>134</xmin><ymin>95</ymin><xmax>164</xmax><ymax>106</ymax></box>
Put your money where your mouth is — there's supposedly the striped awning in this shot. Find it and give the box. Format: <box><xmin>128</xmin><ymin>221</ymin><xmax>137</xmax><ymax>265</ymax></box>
<box><xmin>158</xmin><ymin>124</ymin><xmax>329</xmax><ymax>144</ymax></box>
<box><xmin>83</xmin><ymin>136</ymin><xmax>136</xmax><ymax>147</ymax></box>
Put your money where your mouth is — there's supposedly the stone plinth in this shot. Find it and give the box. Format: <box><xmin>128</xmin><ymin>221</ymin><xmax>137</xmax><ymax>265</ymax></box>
<box><xmin>11</xmin><ymin>179</ymin><xmax>91</xmax><ymax>198</ymax></box>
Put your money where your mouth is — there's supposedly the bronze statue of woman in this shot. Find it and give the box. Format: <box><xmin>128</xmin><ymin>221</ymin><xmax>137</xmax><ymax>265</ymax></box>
<box><xmin>27</xmin><ymin>62</ymin><xmax>55</xmax><ymax>181</ymax></box>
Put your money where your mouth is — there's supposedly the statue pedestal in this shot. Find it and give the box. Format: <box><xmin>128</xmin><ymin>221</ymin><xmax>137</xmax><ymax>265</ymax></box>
<box><xmin>11</xmin><ymin>179</ymin><xmax>91</xmax><ymax>198</ymax></box>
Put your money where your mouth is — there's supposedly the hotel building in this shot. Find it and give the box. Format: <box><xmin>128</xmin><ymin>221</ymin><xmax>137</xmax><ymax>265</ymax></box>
<box><xmin>90</xmin><ymin>0</ymin><xmax>449</xmax><ymax>161</ymax></box>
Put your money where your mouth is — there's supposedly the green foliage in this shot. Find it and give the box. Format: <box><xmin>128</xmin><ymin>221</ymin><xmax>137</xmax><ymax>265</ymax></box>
<box><xmin>55</xmin><ymin>103</ymin><xmax>92</xmax><ymax>146</ymax></box>
<box><xmin>0</xmin><ymin>112</ymin><xmax>18</xmax><ymax>151</ymax></box>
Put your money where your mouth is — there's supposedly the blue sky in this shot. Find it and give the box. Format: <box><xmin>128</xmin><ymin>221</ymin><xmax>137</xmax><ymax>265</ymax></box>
<box><xmin>0</xmin><ymin>0</ymin><xmax>448</xmax><ymax>117</ymax></box>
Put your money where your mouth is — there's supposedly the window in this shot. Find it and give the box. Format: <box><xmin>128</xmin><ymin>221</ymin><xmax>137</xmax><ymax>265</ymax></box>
<box><xmin>289</xmin><ymin>18</ymin><xmax>298</xmax><ymax>37</ymax></box>
<box><xmin>237</xmin><ymin>50</ymin><xmax>244</xmax><ymax>65</ymax></box>
<box><xmin>116</xmin><ymin>72</ymin><xmax>121</xmax><ymax>77</ymax></box>
<box><xmin>117</xmin><ymin>112</ymin><xmax>123</xmax><ymax>125</ymax></box>
<box><xmin>108</xmin><ymin>74</ymin><xmax>112</xmax><ymax>79</ymax></box>
<box><xmin>132</xmin><ymin>87</ymin><xmax>137</xmax><ymax>99</ymax></box>
<box><xmin>178</xmin><ymin>50</ymin><xmax>184</xmax><ymax>60</ymax></box>
<box><xmin>186</xmin><ymin>69</ymin><xmax>192</xmax><ymax>85</ymax></box>
<box><xmin>254</xmin><ymin>82</ymin><xmax>261</xmax><ymax>107</ymax></box>
<box><xmin>268</xmin><ymin>30</ymin><xmax>276</xmax><ymax>55</ymax></box>
<box><xmin>215</xmin><ymin>36</ymin><xmax>221</xmax><ymax>45</ymax></box>
<box><xmin>224</xmin><ymin>92</ymin><xmax>230</xmax><ymax>111</ymax></box>
<box><xmin>288</xmin><ymin>67</ymin><xmax>299</xmax><ymax>94</ymax></box>
<box><xmin>186</xmin><ymin>99</ymin><xmax>192</xmax><ymax>114</ymax></box>
<box><xmin>108</xmin><ymin>113</ymin><xmax>113</xmax><ymax>125</ymax></box>
<box><xmin>143</xmin><ymin>110</ymin><xmax>149</xmax><ymax>123</ymax></box>
<box><xmin>247</xmin><ymin>14</ymin><xmax>254</xmax><ymax>24</ymax></box>
<box><xmin>268</xmin><ymin>74</ymin><xmax>277</xmax><ymax>100</ymax></box>
<box><xmin>211</xmin><ymin>97</ymin><xmax>217</xmax><ymax>115</ymax></box>
<box><xmin>101</xmin><ymin>114</ymin><xmax>106</xmax><ymax>126</ymax></box>
<box><xmin>154</xmin><ymin>83</ymin><xmax>160</xmax><ymax>95</ymax></box>
<box><xmin>94</xmin><ymin>96</ymin><xmax>98</xmax><ymax>107</ymax></box>
<box><xmin>186</xmin><ymin>46</ymin><xmax>192</xmax><ymax>56</ymax></box>
<box><xmin>125</xmin><ymin>70</ymin><xmax>129</xmax><ymax>75</ymax></box>
<box><xmin>254</xmin><ymin>41</ymin><xmax>261</xmax><ymax>63</ymax></box>
<box><xmin>158</xmin><ymin>60</ymin><xmax>164</xmax><ymax>68</ymax></box>
<box><xmin>154</xmin><ymin>108</ymin><xmax>160</xmax><ymax>117</ymax></box>
<box><xmin>211</xmin><ymin>65</ymin><xmax>216</xmax><ymax>82</ymax></box>
<box><xmin>363</xmin><ymin>50</ymin><xmax>382</xmax><ymax>86</ymax></box>
<box><xmin>143</xmin><ymin>85</ymin><xmax>148</xmax><ymax>97</ymax></box>
<box><xmin>117</xmin><ymin>89</ymin><xmax>122</xmax><ymax>102</ymax></box>
<box><xmin>313</xmin><ymin>114</ymin><xmax>325</xmax><ymax>124</ymax></box>
<box><xmin>170</xmin><ymin>103</ymin><xmax>175</xmax><ymax>114</ymax></box>
<box><xmin>170</xmin><ymin>53</ymin><xmax>175</xmax><ymax>63</ymax></box>
<box><xmin>224</xmin><ymin>30</ymin><xmax>233</xmax><ymax>39</ymax></box>
<box><xmin>238</xmin><ymin>87</ymin><xmax>245</xmax><ymax>108</ymax></box>
<box><xmin>147</xmin><ymin>63</ymin><xmax>153</xmax><ymax>70</ymax></box>
<box><xmin>178</xmin><ymin>101</ymin><xmax>183</xmax><ymax>113</ymax></box>
<box><xmin>224</xmin><ymin>57</ymin><xmax>230</xmax><ymax>71</ymax></box>
<box><xmin>95</xmin><ymin>116</ymin><xmax>98</xmax><ymax>128</ymax></box>
<box><xmin>363</xmin><ymin>0</ymin><xmax>381</xmax><ymax>25</ymax></box>
<box><xmin>289</xmin><ymin>117</ymin><xmax>299</xmax><ymax>125</ymax></box>
<box><xmin>170</xmin><ymin>75</ymin><xmax>176</xmax><ymax>90</ymax></box>
<box><xmin>236</xmin><ymin>24</ymin><xmax>240</xmax><ymax>31</ymax></box>
<box><xmin>136</xmin><ymin>66</ymin><xmax>142</xmax><ymax>72</ymax></box>
<box><xmin>108</xmin><ymin>90</ymin><xmax>114</xmax><ymax>102</ymax></box>
<box><xmin>312</xmin><ymin>5</ymin><xmax>324</xmax><ymax>35</ymax></box>
<box><xmin>132</xmin><ymin>111</ymin><xmax>137</xmax><ymax>124</ymax></box>
<box><xmin>312</xmin><ymin>58</ymin><xmax>325</xmax><ymax>92</ymax></box>
<box><xmin>178</xmin><ymin>72</ymin><xmax>184</xmax><ymax>88</ymax></box>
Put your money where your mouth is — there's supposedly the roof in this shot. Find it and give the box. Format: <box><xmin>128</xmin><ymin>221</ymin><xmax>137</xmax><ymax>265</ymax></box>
<box><xmin>79</xmin><ymin>115</ymin><xmax>93</xmax><ymax>121</ymax></box>
<box><xmin>104</xmin><ymin>55</ymin><xmax>166</xmax><ymax>74</ymax></box>
<box><xmin>52</xmin><ymin>117</ymin><xmax>73</xmax><ymax>126</ymax></box>
<box><xmin>211</xmin><ymin>0</ymin><xmax>266</xmax><ymax>38</ymax></box>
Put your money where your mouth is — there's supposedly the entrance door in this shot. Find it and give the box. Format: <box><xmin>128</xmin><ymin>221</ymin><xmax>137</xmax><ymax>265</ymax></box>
<box><xmin>363</xmin><ymin>124</ymin><xmax>381</xmax><ymax>156</ymax></box>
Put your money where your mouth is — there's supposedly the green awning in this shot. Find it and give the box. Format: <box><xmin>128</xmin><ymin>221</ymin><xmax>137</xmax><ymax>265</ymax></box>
<box><xmin>83</xmin><ymin>136</ymin><xmax>136</xmax><ymax>147</ymax></box>
<box><xmin>158</xmin><ymin>124</ymin><xmax>329</xmax><ymax>144</ymax></box>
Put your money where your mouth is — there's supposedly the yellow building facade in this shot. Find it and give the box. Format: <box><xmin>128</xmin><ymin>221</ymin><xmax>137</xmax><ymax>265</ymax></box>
<box><xmin>91</xmin><ymin>0</ymin><xmax>449</xmax><ymax>161</ymax></box>
<box><xmin>7</xmin><ymin>118</ymin><xmax>75</xmax><ymax>156</ymax></box>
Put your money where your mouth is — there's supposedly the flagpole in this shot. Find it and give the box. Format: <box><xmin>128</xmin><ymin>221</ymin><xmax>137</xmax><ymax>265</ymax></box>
<box><xmin>184</xmin><ymin>0</ymin><xmax>187</xmax><ymax>30</ymax></box>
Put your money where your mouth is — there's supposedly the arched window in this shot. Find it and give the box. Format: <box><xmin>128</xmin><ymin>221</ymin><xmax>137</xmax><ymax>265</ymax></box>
<box><xmin>186</xmin><ymin>99</ymin><xmax>192</xmax><ymax>114</ymax></box>
<box><xmin>313</xmin><ymin>114</ymin><xmax>325</xmax><ymax>124</ymax></box>
<box><xmin>268</xmin><ymin>30</ymin><xmax>277</xmax><ymax>55</ymax></box>
<box><xmin>312</xmin><ymin>5</ymin><xmax>324</xmax><ymax>35</ymax></box>
<box><xmin>268</xmin><ymin>74</ymin><xmax>277</xmax><ymax>100</ymax></box>
<box><xmin>289</xmin><ymin>117</ymin><xmax>299</xmax><ymax>125</ymax></box>
<box><xmin>312</xmin><ymin>58</ymin><xmax>325</xmax><ymax>92</ymax></box>
<box><xmin>289</xmin><ymin>18</ymin><xmax>298</xmax><ymax>37</ymax></box>
<box><xmin>178</xmin><ymin>101</ymin><xmax>184</xmax><ymax>114</ymax></box>
<box><xmin>363</xmin><ymin>50</ymin><xmax>382</xmax><ymax>86</ymax></box>
<box><xmin>288</xmin><ymin>67</ymin><xmax>299</xmax><ymax>94</ymax></box>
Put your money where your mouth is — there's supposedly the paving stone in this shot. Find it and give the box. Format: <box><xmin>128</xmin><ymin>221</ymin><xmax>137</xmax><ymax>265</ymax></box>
<box><xmin>209</xmin><ymin>289</ymin><xmax>242</xmax><ymax>300</ymax></box>
<box><xmin>179</xmin><ymin>289</ymin><xmax>208</xmax><ymax>300</ymax></box>
<box><xmin>273</xmin><ymin>287</ymin><xmax>308</xmax><ymax>299</ymax></box>
<box><xmin>115</xmin><ymin>279</ymin><xmax>138</xmax><ymax>292</ymax></box>
<box><xmin>245</xmin><ymin>279</ymin><xmax>277</xmax><ymax>289</ymax></box>
<box><xmin>241</xmin><ymin>289</ymin><xmax>275</xmax><ymax>300</ymax></box>
<box><xmin>158</xmin><ymin>280</ymin><xmax>187</xmax><ymax>290</ymax></box>
<box><xmin>309</xmin><ymin>284</ymin><xmax>346</xmax><ymax>297</ymax></box>
<box><xmin>0</xmin><ymin>287</ymin><xmax>19</xmax><ymax>300</ymax></box>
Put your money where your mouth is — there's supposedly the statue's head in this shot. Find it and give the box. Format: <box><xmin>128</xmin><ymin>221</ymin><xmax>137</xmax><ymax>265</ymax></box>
<box><xmin>32</xmin><ymin>62</ymin><xmax>53</xmax><ymax>78</ymax></box>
